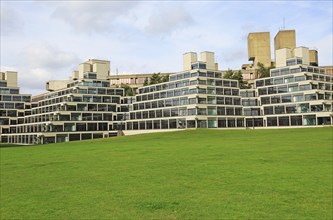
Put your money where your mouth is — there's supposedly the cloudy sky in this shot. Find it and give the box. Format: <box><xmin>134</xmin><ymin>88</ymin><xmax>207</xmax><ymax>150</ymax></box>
<box><xmin>1</xmin><ymin>1</ymin><xmax>332</xmax><ymax>95</ymax></box>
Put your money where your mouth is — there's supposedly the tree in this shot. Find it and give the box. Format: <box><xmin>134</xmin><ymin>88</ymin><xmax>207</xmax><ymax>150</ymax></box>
<box><xmin>143</xmin><ymin>78</ymin><xmax>149</xmax><ymax>86</ymax></box>
<box><xmin>256</xmin><ymin>62</ymin><xmax>275</xmax><ymax>78</ymax></box>
<box><xmin>120</xmin><ymin>83</ymin><xmax>134</xmax><ymax>96</ymax></box>
<box><xmin>161</xmin><ymin>74</ymin><xmax>169</xmax><ymax>83</ymax></box>
<box><xmin>150</xmin><ymin>73</ymin><xmax>162</xmax><ymax>85</ymax></box>
<box><xmin>224</xmin><ymin>69</ymin><xmax>234</xmax><ymax>79</ymax></box>
<box><xmin>145</xmin><ymin>73</ymin><xmax>169</xmax><ymax>86</ymax></box>
<box><xmin>223</xmin><ymin>69</ymin><xmax>250</xmax><ymax>89</ymax></box>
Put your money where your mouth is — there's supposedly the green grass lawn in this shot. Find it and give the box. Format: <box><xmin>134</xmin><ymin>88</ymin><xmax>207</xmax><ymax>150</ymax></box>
<box><xmin>1</xmin><ymin>128</ymin><xmax>332</xmax><ymax>219</ymax></box>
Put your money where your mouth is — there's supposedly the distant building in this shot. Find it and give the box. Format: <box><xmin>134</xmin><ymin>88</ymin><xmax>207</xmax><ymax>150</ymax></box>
<box><xmin>4</xmin><ymin>47</ymin><xmax>333</xmax><ymax>145</ymax></box>
<box><xmin>247</xmin><ymin>32</ymin><xmax>272</xmax><ymax>68</ymax></box>
<box><xmin>109</xmin><ymin>73</ymin><xmax>170</xmax><ymax>94</ymax></box>
<box><xmin>321</xmin><ymin>66</ymin><xmax>333</xmax><ymax>76</ymax></box>
<box><xmin>242</xmin><ymin>46</ymin><xmax>332</xmax><ymax>127</ymax></box>
<box><xmin>309</xmin><ymin>49</ymin><xmax>319</xmax><ymax>66</ymax></box>
<box><xmin>4</xmin><ymin>60</ymin><xmax>128</xmax><ymax>144</ymax></box>
<box><xmin>0</xmin><ymin>71</ymin><xmax>31</xmax><ymax>143</ymax></box>
<box><xmin>2</xmin><ymin>30</ymin><xmax>332</xmax><ymax>145</ymax></box>
<box><xmin>274</xmin><ymin>30</ymin><xmax>296</xmax><ymax>51</ymax></box>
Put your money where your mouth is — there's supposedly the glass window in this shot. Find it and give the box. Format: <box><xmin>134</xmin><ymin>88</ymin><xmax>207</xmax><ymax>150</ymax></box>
<box><xmin>279</xmin><ymin>117</ymin><xmax>289</xmax><ymax>126</ymax></box>
<box><xmin>256</xmin><ymin>80</ymin><xmax>264</xmax><ymax>87</ymax></box>
<box><xmin>288</xmin><ymin>84</ymin><xmax>298</xmax><ymax>92</ymax></box>
<box><xmin>271</xmin><ymin>70</ymin><xmax>280</xmax><ymax>77</ymax></box>
<box><xmin>267</xmin><ymin>117</ymin><xmax>277</xmax><ymax>126</ymax></box>
<box><xmin>264</xmin><ymin>106</ymin><xmax>274</xmax><ymax>115</ymax></box>
<box><xmin>286</xmin><ymin>105</ymin><xmax>297</xmax><ymax>114</ymax></box>
<box><xmin>271</xmin><ymin>96</ymin><xmax>280</xmax><ymax>104</ymax></box>
<box><xmin>281</xmin><ymin>95</ymin><xmax>292</xmax><ymax>103</ymax></box>
<box><xmin>274</xmin><ymin>77</ymin><xmax>283</xmax><ymax>85</ymax></box>
<box><xmin>258</xmin><ymin>88</ymin><xmax>267</xmax><ymax>95</ymax></box>
<box><xmin>275</xmin><ymin>106</ymin><xmax>285</xmax><ymax>114</ymax></box>
<box><xmin>299</xmin><ymin>85</ymin><xmax>310</xmax><ymax>91</ymax></box>
<box><xmin>277</xmin><ymin>86</ymin><xmax>287</xmax><ymax>93</ymax></box>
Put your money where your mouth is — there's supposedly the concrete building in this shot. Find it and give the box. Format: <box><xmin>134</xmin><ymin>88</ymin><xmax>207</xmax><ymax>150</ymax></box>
<box><xmin>247</xmin><ymin>32</ymin><xmax>272</xmax><ymax>68</ymax></box>
<box><xmin>46</xmin><ymin>59</ymin><xmax>111</xmax><ymax>92</ymax></box>
<box><xmin>125</xmin><ymin>51</ymin><xmax>243</xmax><ymax>130</ymax></box>
<box><xmin>309</xmin><ymin>49</ymin><xmax>319</xmax><ymax>66</ymax></box>
<box><xmin>2</xmin><ymin>46</ymin><xmax>332</xmax><ymax>145</ymax></box>
<box><xmin>274</xmin><ymin>30</ymin><xmax>296</xmax><ymax>51</ymax></box>
<box><xmin>109</xmin><ymin>73</ymin><xmax>170</xmax><ymax>94</ymax></box>
<box><xmin>0</xmin><ymin>71</ymin><xmax>31</xmax><ymax>143</ymax></box>
<box><xmin>4</xmin><ymin>61</ymin><xmax>128</xmax><ymax>144</ymax></box>
<box><xmin>242</xmin><ymin>46</ymin><xmax>332</xmax><ymax>127</ymax></box>
<box><xmin>322</xmin><ymin>66</ymin><xmax>333</xmax><ymax>76</ymax></box>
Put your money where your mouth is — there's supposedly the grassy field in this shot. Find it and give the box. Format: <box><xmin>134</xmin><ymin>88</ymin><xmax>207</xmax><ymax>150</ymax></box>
<box><xmin>1</xmin><ymin>128</ymin><xmax>332</xmax><ymax>219</ymax></box>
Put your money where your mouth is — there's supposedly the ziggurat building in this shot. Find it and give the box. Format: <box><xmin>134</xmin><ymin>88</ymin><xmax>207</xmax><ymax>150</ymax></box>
<box><xmin>1</xmin><ymin>31</ymin><xmax>332</xmax><ymax>145</ymax></box>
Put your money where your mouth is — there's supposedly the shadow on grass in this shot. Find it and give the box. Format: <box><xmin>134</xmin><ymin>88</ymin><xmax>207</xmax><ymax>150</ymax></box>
<box><xmin>0</xmin><ymin>144</ymin><xmax>35</xmax><ymax>148</ymax></box>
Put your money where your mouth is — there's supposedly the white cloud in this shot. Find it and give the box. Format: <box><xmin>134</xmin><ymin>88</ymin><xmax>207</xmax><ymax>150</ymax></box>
<box><xmin>13</xmin><ymin>43</ymin><xmax>81</xmax><ymax>93</ymax></box>
<box><xmin>50</xmin><ymin>1</ymin><xmax>140</xmax><ymax>34</ymax></box>
<box><xmin>145</xmin><ymin>5</ymin><xmax>193</xmax><ymax>35</ymax></box>
<box><xmin>314</xmin><ymin>34</ymin><xmax>333</xmax><ymax>66</ymax></box>
<box><xmin>0</xmin><ymin>66</ymin><xmax>17</xmax><ymax>72</ymax></box>
<box><xmin>0</xmin><ymin>5</ymin><xmax>24</xmax><ymax>36</ymax></box>
<box><xmin>23</xmin><ymin>43</ymin><xmax>80</xmax><ymax>69</ymax></box>
<box><xmin>1</xmin><ymin>1</ymin><xmax>332</xmax><ymax>95</ymax></box>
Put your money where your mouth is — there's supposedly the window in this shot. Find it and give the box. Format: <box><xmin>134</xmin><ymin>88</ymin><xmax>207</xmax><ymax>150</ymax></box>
<box><xmin>265</xmin><ymin>79</ymin><xmax>273</xmax><ymax>86</ymax></box>
<box><xmin>281</xmin><ymin>95</ymin><xmax>292</xmax><ymax>103</ymax></box>
<box><xmin>288</xmin><ymin>84</ymin><xmax>298</xmax><ymax>92</ymax></box>
<box><xmin>216</xmin><ymin>97</ymin><xmax>224</xmax><ymax>104</ymax></box>
<box><xmin>225</xmin><ymin>97</ymin><xmax>232</xmax><ymax>105</ymax></box>
<box><xmin>264</xmin><ymin>106</ymin><xmax>274</xmax><ymax>115</ymax></box>
<box><xmin>188</xmin><ymin>109</ymin><xmax>196</xmax><ymax>115</ymax></box>
<box><xmin>291</xmin><ymin>116</ymin><xmax>302</xmax><ymax>126</ymax></box>
<box><xmin>279</xmin><ymin>117</ymin><xmax>289</xmax><ymax>126</ymax></box>
<box><xmin>275</xmin><ymin>106</ymin><xmax>285</xmax><ymax>114</ymax></box>
<box><xmin>267</xmin><ymin>117</ymin><xmax>277</xmax><ymax>126</ymax></box>
<box><xmin>295</xmin><ymin>75</ymin><xmax>305</xmax><ymax>82</ymax></box>
<box><xmin>284</xmin><ymin>76</ymin><xmax>294</xmax><ymax>83</ymax></box>
<box><xmin>217</xmin><ymin>107</ymin><xmax>225</xmax><ymax>115</ymax></box>
<box><xmin>271</xmin><ymin>70</ymin><xmax>280</xmax><ymax>77</ymax></box>
<box><xmin>270</xmin><ymin>96</ymin><xmax>280</xmax><ymax>104</ymax></box>
<box><xmin>256</xmin><ymin>80</ymin><xmax>264</xmax><ymax>87</ymax></box>
<box><xmin>267</xmin><ymin>87</ymin><xmax>277</xmax><ymax>94</ymax></box>
<box><xmin>277</xmin><ymin>86</ymin><xmax>287</xmax><ymax>93</ymax></box>
<box><xmin>163</xmin><ymin>109</ymin><xmax>170</xmax><ymax>117</ymax></box>
<box><xmin>274</xmin><ymin>77</ymin><xmax>283</xmax><ymax>85</ymax></box>
<box><xmin>226</xmin><ymin>107</ymin><xmax>234</xmax><ymax>115</ymax></box>
<box><xmin>300</xmin><ymin>84</ymin><xmax>311</xmax><ymax>91</ymax></box>
<box><xmin>258</xmin><ymin>88</ymin><xmax>267</xmax><ymax>95</ymax></box>
<box><xmin>224</xmin><ymin>89</ymin><xmax>231</xmax><ymax>95</ymax></box>
<box><xmin>198</xmin><ymin>108</ymin><xmax>206</xmax><ymax>115</ymax></box>
<box><xmin>286</xmin><ymin>105</ymin><xmax>297</xmax><ymax>114</ymax></box>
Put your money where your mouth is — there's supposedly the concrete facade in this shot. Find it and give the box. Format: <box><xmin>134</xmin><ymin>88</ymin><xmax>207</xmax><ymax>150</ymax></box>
<box><xmin>0</xmin><ymin>71</ymin><xmax>31</xmax><ymax>143</ymax></box>
<box><xmin>274</xmin><ymin>30</ymin><xmax>296</xmax><ymax>51</ymax></box>
<box><xmin>1</xmin><ymin>47</ymin><xmax>332</xmax><ymax>145</ymax></box>
<box><xmin>248</xmin><ymin>32</ymin><xmax>272</xmax><ymax>68</ymax></box>
<box><xmin>309</xmin><ymin>49</ymin><xmax>319</xmax><ymax>66</ymax></box>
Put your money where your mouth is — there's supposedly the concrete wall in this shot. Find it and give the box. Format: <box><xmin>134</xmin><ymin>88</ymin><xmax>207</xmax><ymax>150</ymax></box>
<box><xmin>123</xmin><ymin>129</ymin><xmax>184</xmax><ymax>136</ymax></box>
<box><xmin>275</xmin><ymin>48</ymin><xmax>292</xmax><ymax>68</ymax></box>
<box><xmin>294</xmin><ymin>47</ymin><xmax>309</xmax><ymax>65</ymax></box>
<box><xmin>274</xmin><ymin>30</ymin><xmax>296</xmax><ymax>51</ymax></box>
<box><xmin>248</xmin><ymin>32</ymin><xmax>271</xmax><ymax>68</ymax></box>
<box><xmin>183</xmin><ymin>52</ymin><xmax>197</xmax><ymax>71</ymax></box>
<box><xmin>5</xmin><ymin>71</ymin><xmax>18</xmax><ymax>87</ymax></box>
<box><xmin>309</xmin><ymin>49</ymin><xmax>318</xmax><ymax>66</ymax></box>
<box><xmin>200</xmin><ymin>51</ymin><xmax>215</xmax><ymax>70</ymax></box>
<box><xmin>79</xmin><ymin>63</ymin><xmax>91</xmax><ymax>79</ymax></box>
<box><xmin>78</xmin><ymin>59</ymin><xmax>110</xmax><ymax>80</ymax></box>
<box><xmin>46</xmin><ymin>80</ymin><xmax>72</xmax><ymax>91</ymax></box>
